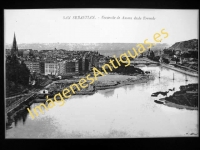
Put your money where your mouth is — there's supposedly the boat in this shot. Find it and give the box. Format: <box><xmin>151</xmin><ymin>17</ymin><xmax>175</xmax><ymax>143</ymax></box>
<box><xmin>154</xmin><ymin>100</ymin><xmax>164</xmax><ymax>104</ymax></box>
<box><xmin>151</xmin><ymin>93</ymin><xmax>158</xmax><ymax>97</ymax></box>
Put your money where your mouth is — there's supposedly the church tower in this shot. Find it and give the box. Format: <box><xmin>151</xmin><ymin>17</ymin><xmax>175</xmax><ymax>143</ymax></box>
<box><xmin>11</xmin><ymin>33</ymin><xmax>18</xmax><ymax>57</ymax></box>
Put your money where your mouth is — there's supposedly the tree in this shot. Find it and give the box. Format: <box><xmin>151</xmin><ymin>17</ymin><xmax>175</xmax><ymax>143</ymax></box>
<box><xmin>147</xmin><ymin>50</ymin><xmax>155</xmax><ymax>60</ymax></box>
<box><xmin>6</xmin><ymin>56</ymin><xmax>30</xmax><ymax>89</ymax></box>
<box><xmin>162</xmin><ymin>58</ymin><xmax>170</xmax><ymax>64</ymax></box>
<box><xmin>154</xmin><ymin>56</ymin><xmax>160</xmax><ymax>62</ymax></box>
<box><xmin>150</xmin><ymin>51</ymin><xmax>155</xmax><ymax>58</ymax></box>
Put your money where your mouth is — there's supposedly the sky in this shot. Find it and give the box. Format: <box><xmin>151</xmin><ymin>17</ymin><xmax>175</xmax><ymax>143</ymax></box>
<box><xmin>4</xmin><ymin>9</ymin><xmax>198</xmax><ymax>45</ymax></box>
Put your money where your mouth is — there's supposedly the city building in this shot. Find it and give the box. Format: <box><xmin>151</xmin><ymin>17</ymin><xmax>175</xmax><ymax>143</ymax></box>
<box><xmin>39</xmin><ymin>61</ymin><xmax>45</xmax><ymax>74</ymax></box>
<box><xmin>24</xmin><ymin>61</ymin><xmax>40</xmax><ymax>73</ymax></box>
<box><xmin>44</xmin><ymin>61</ymin><xmax>59</xmax><ymax>75</ymax></box>
<box><xmin>78</xmin><ymin>58</ymin><xmax>83</xmax><ymax>73</ymax></box>
<box><xmin>66</xmin><ymin>59</ymin><xmax>79</xmax><ymax>73</ymax></box>
<box><xmin>169</xmin><ymin>57</ymin><xmax>177</xmax><ymax>65</ymax></box>
<box><xmin>82</xmin><ymin>52</ymin><xmax>90</xmax><ymax>72</ymax></box>
<box><xmin>99</xmin><ymin>57</ymin><xmax>107</xmax><ymax>68</ymax></box>
<box><xmin>94</xmin><ymin>56</ymin><xmax>100</xmax><ymax>68</ymax></box>
<box><xmin>58</xmin><ymin>61</ymin><xmax>66</xmax><ymax>75</ymax></box>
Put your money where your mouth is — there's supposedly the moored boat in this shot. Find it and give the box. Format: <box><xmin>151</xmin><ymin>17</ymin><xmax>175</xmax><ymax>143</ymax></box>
<box><xmin>154</xmin><ymin>100</ymin><xmax>164</xmax><ymax>104</ymax></box>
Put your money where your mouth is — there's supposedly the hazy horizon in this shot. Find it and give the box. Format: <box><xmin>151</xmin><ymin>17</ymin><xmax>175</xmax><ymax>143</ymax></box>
<box><xmin>5</xmin><ymin>43</ymin><xmax>170</xmax><ymax>51</ymax></box>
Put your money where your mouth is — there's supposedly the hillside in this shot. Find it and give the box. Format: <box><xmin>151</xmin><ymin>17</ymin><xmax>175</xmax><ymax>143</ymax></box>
<box><xmin>168</xmin><ymin>39</ymin><xmax>198</xmax><ymax>51</ymax></box>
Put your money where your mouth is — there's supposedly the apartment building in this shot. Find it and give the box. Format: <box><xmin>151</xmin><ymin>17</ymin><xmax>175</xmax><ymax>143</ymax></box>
<box><xmin>58</xmin><ymin>61</ymin><xmax>66</xmax><ymax>75</ymax></box>
<box><xmin>44</xmin><ymin>61</ymin><xmax>59</xmax><ymax>75</ymax></box>
<box><xmin>39</xmin><ymin>61</ymin><xmax>45</xmax><ymax>74</ymax></box>
<box><xmin>24</xmin><ymin>61</ymin><xmax>40</xmax><ymax>73</ymax></box>
<box><xmin>66</xmin><ymin>59</ymin><xmax>79</xmax><ymax>73</ymax></box>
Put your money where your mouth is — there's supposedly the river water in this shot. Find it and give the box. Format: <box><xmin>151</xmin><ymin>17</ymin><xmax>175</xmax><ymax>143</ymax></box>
<box><xmin>6</xmin><ymin>66</ymin><xmax>198</xmax><ymax>138</ymax></box>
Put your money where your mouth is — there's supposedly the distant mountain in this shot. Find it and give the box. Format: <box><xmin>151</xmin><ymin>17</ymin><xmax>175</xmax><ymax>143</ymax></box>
<box><xmin>168</xmin><ymin>39</ymin><xmax>198</xmax><ymax>51</ymax></box>
<box><xmin>5</xmin><ymin>43</ymin><xmax>169</xmax><ymax>51</ymax></box>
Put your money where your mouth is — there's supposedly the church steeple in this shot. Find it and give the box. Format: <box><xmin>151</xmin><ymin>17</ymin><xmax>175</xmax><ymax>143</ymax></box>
<box><xmin>11</xmin><ymin>32</ymin><xmax>18</xmax><ymax>57</ymax></box>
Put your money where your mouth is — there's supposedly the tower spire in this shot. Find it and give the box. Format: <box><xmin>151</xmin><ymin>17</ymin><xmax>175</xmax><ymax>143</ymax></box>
<box><xmin>11</xmin><ymin>32</ymin><xmax>18</xmax><ymax>57</ymax></box>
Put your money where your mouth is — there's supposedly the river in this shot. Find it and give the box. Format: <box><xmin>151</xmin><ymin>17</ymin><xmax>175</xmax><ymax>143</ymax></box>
<box><xmin>6</xmin><ymin>66</ymin><xmax>198</xmax><ymax>138</ymax></box>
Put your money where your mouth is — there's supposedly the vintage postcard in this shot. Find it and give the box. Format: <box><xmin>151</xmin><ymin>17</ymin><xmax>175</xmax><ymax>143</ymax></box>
<box><xmin>5</xmin><ymin>9</ymin><xmax>198</xmax><ymax>138</ymax></box>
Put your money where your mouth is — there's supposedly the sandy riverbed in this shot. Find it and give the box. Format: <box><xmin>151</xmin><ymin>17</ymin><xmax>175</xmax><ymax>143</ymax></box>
<box><xmin>41</xmin><ymin>74</ymin><xmax>154</xmax><ymax>94</ymax></box>
<box><xmin>97</xmin><ymin>74</ymin><xmax>153</xmax><ymax>82</ymax></box>
<box><xmin>94</xmin><ymin>74</ymin><xmax>154</xmax><ymax>90</ymax></box>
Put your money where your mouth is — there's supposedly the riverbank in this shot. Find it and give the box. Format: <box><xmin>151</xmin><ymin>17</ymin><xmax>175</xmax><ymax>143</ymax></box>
<box><xmin>155</xmin><ymin>97</ymin><xmax>198</xmax><ymax>110</ymax></box>
<box><xmin>141</xmin><ymin>58</ymin><xmax>198</xmax><ymax>77</ymax></box>
<box><xmin>155</xmin><ymin>83</ymin><xmax>198</xmax><ymax>110</ymax></box>
<box><xmin>160</xmin><ymin>63</ymin><xmax>198</xmax><ymax>77</ymax></box>
<box><xmin>35</xmin><ymin>74</ymin><xmax>154</xmax><ymax>102</ymax></box>
<box><xmin>164</xmin><ymin>100</ymin><xmax>198</xmax><ymax>110</ymax></box>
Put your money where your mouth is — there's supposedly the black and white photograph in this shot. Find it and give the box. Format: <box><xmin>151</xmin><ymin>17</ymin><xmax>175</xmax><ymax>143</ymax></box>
<box><xmin>4</xmin><ymin>9</ymin><xmax>198</xmax><ymax>138</ymax></box>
